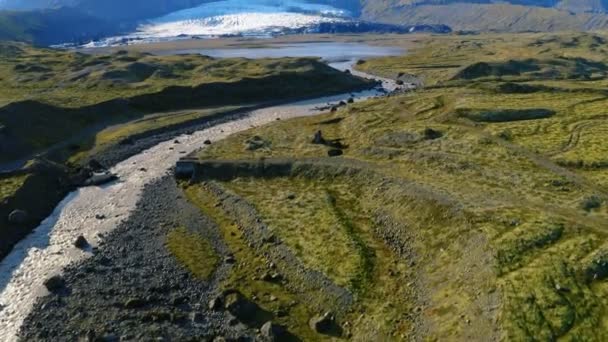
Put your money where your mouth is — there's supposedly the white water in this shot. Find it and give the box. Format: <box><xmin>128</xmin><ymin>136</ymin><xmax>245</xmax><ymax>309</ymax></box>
<box><xmin>0</xmin><ymin>57</ymin><xmax>403</xmax><ymax>340</ymax></box>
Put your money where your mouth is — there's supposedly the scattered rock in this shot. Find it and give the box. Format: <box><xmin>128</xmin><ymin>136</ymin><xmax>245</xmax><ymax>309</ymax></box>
<box><xmin>79</xmin><ymin>329</ymin><xmax>96</xmax><ymax>342</ymax></box>
<box><xmin>312</xmin><ymin>130</ymin><xmax>325</xmax><ymax>144</ymax></box>
<box><xmin>95</xmin><ymin>214</ymin><xmax>106</xmax><ymax>220</ymax></box>
<box><xmin>286</xmin><ymin>193</ymin><xmax>296</xmax><ymax>200</ymax></box>
<box><xmin>327</xmin><ymin>149</ymin><xmax>343</xmax><ymax>157</ymax></box>
<box><xmin>8</xmin><ymin>209</ymin><xmax>28</xmax><ymax>224</ymax></box>
<box><xmin>224</xmin><ymin>255</ymin><xmax>236</xmax><ymax>264</ymax></box>
<box><xmin>338</xmin><ymin>101</ymin><xmax>347</xmax><ymax>106</ymax></box>
<box><xmin>85</xmin><ymin>171</ymin><xmax>117</xmax><ymax>186</ymax></box>
<box><xmin>245</xmin><ymin>136</ymin><xmax>269</xmax><ymax>151</ymax></box>
<box><xmin>74</xmin><ymin>235</ymin><xmax>88</xmax><ymax>249</ymax></box>
<box><xmin>260</xmin><ymin>321</ymin><xmax>286</xmax><ymax>341</ymax></box>
<box><xmin>330</xmin><ymin>106</ymin><xmax>338</xmax><ymax>113</ymax></box>
<box><xmin>174</xmin><ymin>140</ymin><xmax>180</xmax><ymax>144</ymax></box>
<box><xmin>309</xmin><ymin>312</ymin><xmax>338</xmax><ymax>335</ymax></box>
<box><xmin>124</xmin><ymin>298</ymin><xmax>147</xmax><ymax>309</ymax></box>
<box><xmin>191</xmin><ymin>312</ymin><xmax>204</xmax><ymax>323</ymax></box>
<box><xmin>423</xmin><ymin>128</ymin><xmax>443</xmax><ymax>140</ymax></box>
<box><xmin>88</xmin><ymin>159</ymin><xmax>105</xmax><ymax>171</ymax></box>
<box><xmin>396</xmin><ymin>80</ymin><xmax>405</xmax><ymax>85</ymax></box>
<box><xmin>44</xmin><ymin>275</ymin><xmax>65</xmax><ymax>293</ymax></box>
<box><xmin>224</xmin><ymin>291</ymin><xmax>258</xmax><ymax>322</ymax></box>
<box><xmin>555</xmin><ymin>283</ymin><xmax>571</xmax><ymax>293</ymax></box>
<box><xmin>209</xmin><ymin>296</ymin><xmax>223</xmax><ymax>311</ymax></box>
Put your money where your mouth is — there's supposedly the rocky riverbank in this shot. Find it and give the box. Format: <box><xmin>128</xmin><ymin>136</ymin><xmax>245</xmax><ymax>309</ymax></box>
<box><xmin>19</xmin><ymin>176</ymin><xmax>261</xmax><ymax>341</ymax></box>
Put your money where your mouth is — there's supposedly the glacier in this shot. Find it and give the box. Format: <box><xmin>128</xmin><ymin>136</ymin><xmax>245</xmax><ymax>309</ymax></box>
<box><xmin>80</xmin><ymin>0</ymin><xmax>352</xmax><ymax>47</ymax></box>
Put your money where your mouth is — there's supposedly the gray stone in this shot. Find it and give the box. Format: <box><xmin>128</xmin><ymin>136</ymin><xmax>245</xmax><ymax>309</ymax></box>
<box><xmin>44</xmin><ymin>275</ymin><xmax>65</xmax><ymax>292</ymax></box>
<box><xmin>74</xmin><ymin>235</ymin><xmax>88</xmax><ymax>249</ymax></box>
<box><xmin>260</xmin><ymin>321</ymin><xmax>285</xmax><ymax>341</ymax></box>
<box><xmin>309</xmin><ymin>312</ymin><xmax>336</xmax><ymax>334</ymax></box>
<box><xmin>327</xmin><ymin>149</ymin><xmax>343</xmax><ymax>157</ymax></box>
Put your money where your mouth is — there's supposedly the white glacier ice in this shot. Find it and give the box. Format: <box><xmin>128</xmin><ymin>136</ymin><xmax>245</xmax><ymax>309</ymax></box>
<box><xmin>82</xmin><ymin>0</ymin><xmax>352</xmax><ymax>47</ymax></box>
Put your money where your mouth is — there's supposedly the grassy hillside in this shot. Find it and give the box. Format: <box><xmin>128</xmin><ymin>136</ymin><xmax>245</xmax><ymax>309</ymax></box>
<box><xmin>175</xmin><ymin>32</ymin><xmax>608</xmax><ymax>340</ymax></box>
<box><xmin>0</xmin><ymin>42</ymin><xmax>371</xmax><ymax>164</ymax></box>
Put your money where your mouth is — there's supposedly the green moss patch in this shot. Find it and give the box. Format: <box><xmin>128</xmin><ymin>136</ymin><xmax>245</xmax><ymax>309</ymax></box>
<box><xmin>165</xmin><ymin>227</ymin><xmax>218</xmax><ymax>280</ymax></box>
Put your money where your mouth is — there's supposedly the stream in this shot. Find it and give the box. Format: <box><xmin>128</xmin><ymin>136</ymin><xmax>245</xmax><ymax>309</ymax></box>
<box><xmin>0</xmin><ymin>42</ymin><xmax>404</xmax><ymax>341</ymax></box>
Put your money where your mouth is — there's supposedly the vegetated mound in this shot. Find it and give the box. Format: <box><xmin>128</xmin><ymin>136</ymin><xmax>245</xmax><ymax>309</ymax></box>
<box><xmin>459</xmin><ymin>108</ymin><xmax>556</xmax><ymax>122</ymax></box>
<box><xmin>453</xmin><ymin>58</ymin><xmax>608</xmax><ymax>80</ymax></box>
<box><xmin>495</xmin><ymin>82</ymin><xmax>551</xmax><ymax>94</ymax></box>
<box><xmin>0</xmin><ymin>43</ymin><xmax>372</xmax><ymax>165</ymax></box>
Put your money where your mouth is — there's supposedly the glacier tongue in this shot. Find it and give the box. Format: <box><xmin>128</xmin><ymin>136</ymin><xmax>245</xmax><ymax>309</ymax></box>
<box><xmin>138</xmin><ymin>12</ymin><xmax>346</xmax><ymax>38</ymax></box>
<box><xmin>151</xmin><ymin>0</ymin><xmax>350</xmax><ymax>23</ymax></box>
<box><xmin>84</xmin><ymin>0</ymin><xmax>352</xmax><ymax>46</ymax></box>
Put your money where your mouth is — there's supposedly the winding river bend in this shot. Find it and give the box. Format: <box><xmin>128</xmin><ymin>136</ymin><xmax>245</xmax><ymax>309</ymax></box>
<box><xmin>0</xmin><ymin>42</ymin><xmax>403</xmax><ymax>341</ymax></box>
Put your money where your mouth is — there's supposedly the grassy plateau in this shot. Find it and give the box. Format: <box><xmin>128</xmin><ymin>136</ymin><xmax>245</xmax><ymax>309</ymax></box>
<box><xmin>173</xmin><ymin>32</ymin><xmax>608</xmax><ymax>341</ymax></box>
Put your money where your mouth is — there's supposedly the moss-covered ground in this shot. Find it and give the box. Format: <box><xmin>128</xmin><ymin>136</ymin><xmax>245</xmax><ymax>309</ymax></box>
<box><xmin>0</xmin><ymin>41</ymin><xmax>369</xmax><ymax>165</ymax></box>
<box><xmin>178</xmin><ymin>32</ymin><xmax>608</xmax><ymax>340</ymax></box>
<box><xmin>0</xmin><ymin>174</ymin><xmax>29</xmax><ymax>202</ymax></box>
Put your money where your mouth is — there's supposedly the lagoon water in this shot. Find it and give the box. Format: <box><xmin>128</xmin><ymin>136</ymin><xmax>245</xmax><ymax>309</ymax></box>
<box><xmin>155</xmin><ymin>41</ymin><xmax>404</xmax><ymax>63</ymax></box>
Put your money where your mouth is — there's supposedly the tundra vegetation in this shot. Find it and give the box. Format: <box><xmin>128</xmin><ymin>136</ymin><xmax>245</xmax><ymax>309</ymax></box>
<box><xmin>0</xmin><ymin>41</ymin><xmax>370</xmax><ymax>261</ymax></box>
<box><xmin>175</xmin><ymin>32</ymin><xmax>608</xmax><ymax>340</ymax></box>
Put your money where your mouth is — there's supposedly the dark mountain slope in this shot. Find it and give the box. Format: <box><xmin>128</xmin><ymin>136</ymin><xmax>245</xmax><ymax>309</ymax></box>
<box><xmin>360</xmin><ymin>1</ymin><xmax>608</xmax><ymax>32</ymax></box>
<box><xmin>0</xmin><ymin>8</ymin><xmax>116</xmax><ymax>45</ymax></box>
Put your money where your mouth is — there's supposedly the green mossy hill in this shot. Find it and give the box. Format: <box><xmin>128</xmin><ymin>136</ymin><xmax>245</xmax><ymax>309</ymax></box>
<box><xmin>185</xmin><ymin>32</ymin><xmax>608</xmax><ymax>340</ymax></box>
<box><xmin>0</xmin><ymin>42</ymin><xmax>371</xmax><ymax>164</ymax></box>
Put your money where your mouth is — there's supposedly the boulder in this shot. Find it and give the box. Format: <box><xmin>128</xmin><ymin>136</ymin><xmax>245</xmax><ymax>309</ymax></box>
<box><xmin>8</xmin><ymin>209</ymin><xmax>27</xmax><ymax>224</ymax></box>
<box><xmin>208</xmin><ymin>296</ymin><xmax>223</xmax><ymax>310</ymax></box>
<box><xmin>44</xmin><ymin>275</ymin><xmax>65</xmax><ymax>292</ymax></box>
<box><xmin>327</xmin><ymin>149</ymin><xmax>343</xmax><ymax>157</ymax></box>
<box><xmin>260</xmin><ymin>321</ymin><xmax>286</xmax><ymax>341</ymax></box>
<box><xmin>312</xmin><ymin>130</ymin><xmax>325</xmax><ymax>144</ymax></box>
<box><xmin>224</xmin><ymin>291</ymin><xmax>257</xmax><ymax>322</ymax></box>
<box><xmin>74</xmin><ymin>235</ymin><xmax>88</xmax><ymax>249</ymax></box>
<box><xmin>88</xmin><ymin>159</ymin><xmax>105</xmax><ymax>171</ymax></box>
<box><xmin>204</xmin><ymin>140</ymin><xmax>212</xmax><ymax>145</ymax></box>
<box><xmin>224</xmin><ymin>255</ymin><xmax>236</xmax><ymax>264</ymax></box>
<box><xmin>124</xmin><ymin>297</ymin><xmax>146</xmax><ymax>309</ymax></box>
<box><xmin>347</xmin><ymin>98</ymin><xmax>354</xmax><ymax>104</ymax></box>
<box><xmin>396</xmin><ymin>80</ymin><xmax>405</xmax><ymax>85</ymax></box>
<box><xmin>309</xmin><ymin>312</ymin><xmax>337</xmax><ymax>335</ymax></box>
<box><xmin>423</xmin><ymin>128</ymin><xmax>443</xmax><ymax>140</ymax></box>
